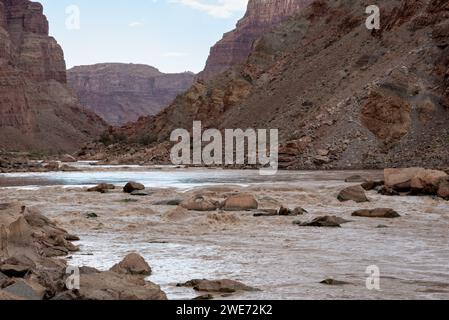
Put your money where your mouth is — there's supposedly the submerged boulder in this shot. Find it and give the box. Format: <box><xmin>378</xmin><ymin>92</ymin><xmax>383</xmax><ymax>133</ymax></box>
<box><xmin>320</xmin><ymin>278</ymin><xmax>351</xmax><ymax>286</ymax></box>
<box><xmin>337</xmin><ymin>186</ymin><xmax>369</xmax><ymax>203</ymax></box>
<box><xmin>352</xmin><ymin>208</ymin><xmax>401</xmax><ymax>218</ymax></box>
<box><xmin>361</xmin><ymin>180</ymin><xmax>384</xmax><ymax>191</ymax></box>
<box><xmin>123</xmin><ymin>182</ymin><xmax>145</xmax><ymax>194</ymax></box>
<box><xmin>87</xmin><ymin>183</ymin><xmax>115</xmax><ymax>193</ymax></box>
<box><xmin>180</xmin><ymin>196</ymin><xmax>218</xmax><ymax>211</ymax></box>
<box><xmin>293</xmin><ymin>216</ymin><xmax>350</xmax><ymax>228</ymax></box>
<box><xmin>178</xmin><ymin>279</ymin><xmax>259</xmax><ymax>293</ymax></box>
<box><xmin>110</xmin><ymin>253</ymin><xmax>152</xmax><ymax>276</ymax></box>
<box><xmin>223</xmin><ymin>194</ymin><xmax>258</xmax><ymax>211</ymax></box>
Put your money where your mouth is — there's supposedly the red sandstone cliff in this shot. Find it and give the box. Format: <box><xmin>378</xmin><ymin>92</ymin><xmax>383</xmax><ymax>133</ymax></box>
<box><xmin>199</xmin><ymin>0</ymin><xmax>312</xmax><ymax>80</ymax></box>
<box><xmin>67</xmin><ymin>63</ymin><xmax>195</xmax><ymax>125</ymax></box>
<box><xmin>0</xmin><ymin>0</ymin><xmax>105</xmax><ymax>152</ymax></box>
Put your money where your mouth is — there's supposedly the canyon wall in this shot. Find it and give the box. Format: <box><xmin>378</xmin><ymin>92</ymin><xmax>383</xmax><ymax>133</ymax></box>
<box><xmin>0</xmin><ymin>0</ymin><xmax>105</xmax><ymax>152</ymax></box>
<box><xmin>67</xmin><ymin>64</ymin><xmax>195</xmax><ymax>125</ymax></box>
<box><xmin>87</xmin><ymin>0</ymin><xmax>449</xmax><ymax>169</ymax></box>
<box><xmin>198</xmin><ymin>0</ymin><xmax>312</xmax><ymax>80</ymax></box>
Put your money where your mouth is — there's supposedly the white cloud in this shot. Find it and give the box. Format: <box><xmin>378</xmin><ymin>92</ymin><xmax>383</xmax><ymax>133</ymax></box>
<box><xmin>168</xmin><ymin>0</ymin><xmax>248</xmax><ymax>19</ymax></box>
<box><xmin>129</xmin><ymin>21</ymin><xmax>144</xmax><ymax>28</ymax></box>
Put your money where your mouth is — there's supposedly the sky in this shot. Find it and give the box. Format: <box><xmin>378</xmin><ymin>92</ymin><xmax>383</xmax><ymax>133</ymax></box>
<box><xmin>40</xmin><ymin>0</ymin><xmax>249</xmax><ymax>73</ymax></box>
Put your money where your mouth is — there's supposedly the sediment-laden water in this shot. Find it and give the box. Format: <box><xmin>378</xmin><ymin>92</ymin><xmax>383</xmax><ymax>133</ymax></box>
<box><xmin>1</xmin><ymin>166</ymin><xmax>448</xmax><ymax>300</ymax></box>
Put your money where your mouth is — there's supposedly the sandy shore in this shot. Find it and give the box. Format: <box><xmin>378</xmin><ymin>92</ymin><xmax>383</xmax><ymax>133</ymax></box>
<box><xmin>0</xmin><ymin>171</ymin><xmax>448</xmax><ymax>300</ymax></box>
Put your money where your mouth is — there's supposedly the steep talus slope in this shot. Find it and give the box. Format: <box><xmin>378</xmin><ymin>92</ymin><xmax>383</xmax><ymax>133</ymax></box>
<box><xmin>199</xmin><ymin>0</ymin><xmax>313</xmax><ymax>80</ymax></box>
<box><xmin>85</xmin><ymin>0</ymin><xmax>449</xmax><ymax>169</ymax></box>
<box><xmin>67</xmin><ymin>63</ymin><xmax>195</xmax><ymax>125</ymax></box>
<box><xmin>0</xmin><ymin>0</ymin><xmax>105</xmax><ymax>153</ymax></box>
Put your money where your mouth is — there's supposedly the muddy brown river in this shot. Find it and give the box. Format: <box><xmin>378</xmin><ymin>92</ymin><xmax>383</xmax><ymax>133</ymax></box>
<box><xmin>0</xmin><ymin>166</ymin><xmax>448</xmax><ymax>300</ymax></box>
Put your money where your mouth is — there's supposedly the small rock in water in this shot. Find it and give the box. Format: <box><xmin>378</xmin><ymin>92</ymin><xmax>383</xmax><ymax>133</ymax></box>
<box><xmin>378</xmin><ymin>186</ymin><xmax>401</xmax><ymax>196</ymax></box>
<box><xmin>110</xmin><ymin>253</ymin><xmax>152</xmax><ymax>276</ymax></box>
<box><xmin>193</xmin><ymin>294</ymin><xmax>214</xmax><ymax>300</ymax></box>
<box><xmin>178</xmin><ymin>279</ymin><xmax>259</xmax><ymax>293</ymax></box>
<box><xmin>119</xmin><ymin>198</ymin><xmax>139</xmax><ymax>203</ymax></box>
<box><xmin>87</xmin><ymin>183</ymin><xmax>115</xmax><ymax>193</ymax></box>
<box><xmin>130</xmin><ymin>190</ymin><xmax>150</xmax><ymax>196</ymax></box>
<box><xmin>320</xmin><ymin>279</ymin><xmax>351</xmax><ymax>286</ymax></box>
<box><xmin>292</xmin><ymin>207</ymin><xmax>308</xmax><ymax>215</ymax></box>
<box><xmin>361</xmin><ymin>180</ymin><xmax>384</xmax><ymax>191</ymax></box>
<box><xmin>123</xmin><ymin>182</ymin><xmax>145</xmax><ymax>193</ymax></box>
<box><xmin>85</xmin><ymin>213</ymin><xmax>98</xmax><ymax>219</ymax></box>
<box><xmin>293</xmin><ymin>216</ymin><xmax>350</xmax><ymax>228</ymax></box>
<box><xmin>278</xmin><ymin>206</ymin><xmax>291</xmax><ymax>216</ymax></box>
<box><xmin>152</xmin><ymin>199</ymin><xmax>182</xmax><ymax>206</ymax></box>
<box><xmin>352</xmin><ymin>208</ymin><xmax>401</xmax><ymax>218</ymax></box>
<box><xmin>338</xmin><ymin>186</ymin><xmax>369</xmax><ymax>203</ymax></box>
<box><xmin>376</xmin><ymin>224</ymin><xmax>389</xmax><ymax>228</ymax></box>
<box><xmin>253</xmin><ymin>209</ymin><xmax>278</xmax><ymax>217</ymax></box>
<box><xmin>279</xmin><ymin>206</ymin><xmax>307</xmax><ymax>216</ymax></box>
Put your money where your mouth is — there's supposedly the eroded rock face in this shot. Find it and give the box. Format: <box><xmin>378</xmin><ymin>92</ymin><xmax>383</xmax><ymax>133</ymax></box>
<box><xmin>67</xmin><ymin>64</ymin><xmax>195</xmax><ymax>125</ymax></box>
<box><xmin>0</xmin><ymin>0</ymin><xmax>105</xmax><ymax>152</ymax></box>
<box><xmin>199</xmin><ymin>0</ymin><xmax>312</xmax><ymax>80</ymax></box>
<box><xmin>361</xmin><ymin>91</ymin><xmax>412</xmax><ymax>146</ymax></box>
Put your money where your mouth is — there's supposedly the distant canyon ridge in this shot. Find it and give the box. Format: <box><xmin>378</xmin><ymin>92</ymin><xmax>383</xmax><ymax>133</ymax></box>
<box><xmin>68</xmin><ymin>0</ymin><xmax>307</xmax><ymax>125</ymax></box>
<box><xmin>67</xmin><ymin>64</ymin><xmax>195</xmax><ymax>125</ymax></box>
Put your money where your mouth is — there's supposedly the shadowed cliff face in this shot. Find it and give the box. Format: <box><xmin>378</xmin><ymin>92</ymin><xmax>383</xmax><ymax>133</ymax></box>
<box><xmin>88</xmin><ymin>0</ymin><xmax>449</xmax><ymax>169</ymax></box>
<box><xmin>0</xmin><ymin>0</ymin><xmax>106</xmax><ymax>153</ymax></box>
<box><xmin>199</xmin><ymin>0</ymin><xmax>313</xmax><ymax>80</ymax></box>
<box><xmin>67</xmin><ymin>64</ymin><xmax>195</xmax><ymax>126</ymax></box>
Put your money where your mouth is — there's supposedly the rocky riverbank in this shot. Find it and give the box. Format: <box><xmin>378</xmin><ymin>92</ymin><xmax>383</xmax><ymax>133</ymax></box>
<box><xmin>0</xmin><ymin>202</ymin><xmax>166</xmax><ymax>300</ymax></box>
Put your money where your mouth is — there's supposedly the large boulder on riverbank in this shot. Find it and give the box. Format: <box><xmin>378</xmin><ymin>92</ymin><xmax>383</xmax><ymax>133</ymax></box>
<box><xmin>410</xmin><ymin>170</ymin><xmax>448</xmax><ymax>194</ymax></box>
<box><xmin>384</xmin><ymin>168</ymin><xmax>448</xmax><ymax>196</ymax></box>
<box><xmin>337</xmin><ymin>186</ymin><xmax>368</xmax><ymax>203</ymax></box>
<box><xmin>71</xmin><ymin>268</ymin><xmax>166</xmax><ymax>300</ymax></box>
<box><xmin>437</xmin><ymin>178</ymin><xmax>449</xmax><ymax>200</ymax></box>
<box><xmin>223</xmin><ymin>194</ymin><xmax>258</xmax><ymax>211</ymax></box>
<box><xmin>293</xmin><ymin>216</ymin><xmax>350</xmax><ymax>228</ymax></box>
<box><xmin>384</xmin><ymin>168</ymin><xmax>423</xmax><ymax>191</ymax></box>
<box><xmin>110</xmin><ymin>253</ymin><xmax>152</xmax><ymax>276</ymax></box>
